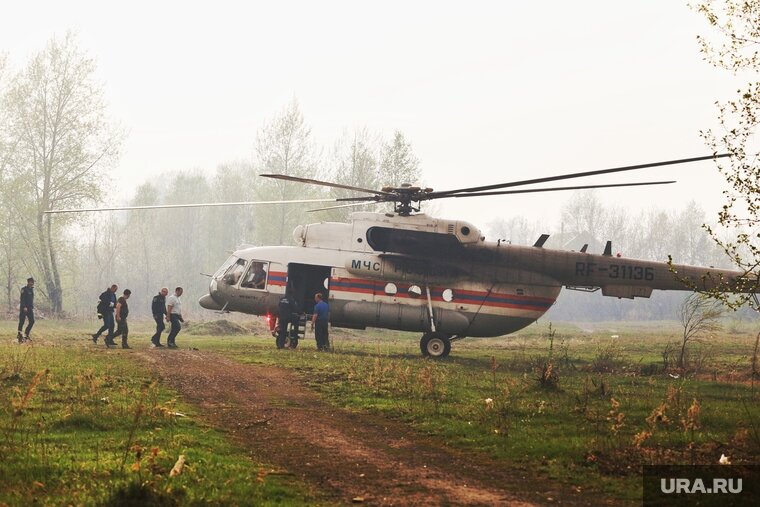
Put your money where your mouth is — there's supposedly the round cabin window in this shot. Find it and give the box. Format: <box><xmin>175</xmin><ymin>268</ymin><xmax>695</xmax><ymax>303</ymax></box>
<box><xmin>408</xmin><ymin>285</ymin><xmax>422</xmax><ymax>298</ymax></box>
<box><xmin>384</xmin><ymin>283</ymin><xmax>397</xmax><ymax>295</ymax></box>
<box><xmin>442</xmin><ymin>288</ymin><xmax>454</xmax><ymax>302</ymax></box>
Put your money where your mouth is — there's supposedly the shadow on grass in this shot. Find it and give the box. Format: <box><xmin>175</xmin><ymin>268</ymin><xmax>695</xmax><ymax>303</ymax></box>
<box><xmin>104</xmin><ymin>482</ymin><xmax>181</xmax><ymax>507</ymax></box>
<box><xmin>49</xmin><ymin>414</ymin><xmax>112</xmax><ymax>432</ymax></box>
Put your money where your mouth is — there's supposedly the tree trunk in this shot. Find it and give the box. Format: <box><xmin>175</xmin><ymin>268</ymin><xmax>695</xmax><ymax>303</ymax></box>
<box><xmin>46</xmin><ymin>214</ymin><xmax>63</xmax><ymax>314</ymax></box>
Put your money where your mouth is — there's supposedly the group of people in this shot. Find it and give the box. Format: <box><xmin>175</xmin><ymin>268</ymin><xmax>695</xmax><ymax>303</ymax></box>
<box><xmin>91</xmin><ymin>285</ymin><xmax>184</xmax><ymax>349</ymax></box>
<box><xmin>16</xmin><ymin>277</ymin><xmax>330</xmax><ymax>351</ymax></box>
<box><xmin>277</xmin><ymin>292</ymin><xmax>330</xmax><ymax>351</ymax></box>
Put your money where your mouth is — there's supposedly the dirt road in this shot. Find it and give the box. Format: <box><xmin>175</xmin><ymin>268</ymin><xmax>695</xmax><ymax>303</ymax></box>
<box><xmin>134</xmin><ymin>349</ymin><xmax>604</xmax><ymax>506</ymax></box>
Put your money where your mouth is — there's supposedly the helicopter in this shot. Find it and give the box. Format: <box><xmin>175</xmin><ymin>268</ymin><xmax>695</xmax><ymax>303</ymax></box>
<box><xmin>48</xmin><ymin>154</ymin><xmax>757</xmax><ymax>357</ymax></box>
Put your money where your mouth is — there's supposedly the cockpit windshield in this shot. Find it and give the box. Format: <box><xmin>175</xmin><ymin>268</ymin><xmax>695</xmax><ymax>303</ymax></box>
<box><xmin>213</xmin><ymin>255</ymin><xmax>239</xmax><ymax>279</ymax></box>
<box><xmin>221</xmin><ymin>258</ymin><xmax>247</xmax><ymax>286</ymax></box>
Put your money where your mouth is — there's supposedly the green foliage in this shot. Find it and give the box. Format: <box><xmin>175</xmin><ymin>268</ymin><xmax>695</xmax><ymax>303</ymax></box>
<box><xmin>0</xmin><ymin>32</ymin><xmax>123</xmax><ymax>314</ymax></box>
<box><xmin>692</xmin><ymin>0</ymin><xmax>760</xmax><ymax>309</ymax></box>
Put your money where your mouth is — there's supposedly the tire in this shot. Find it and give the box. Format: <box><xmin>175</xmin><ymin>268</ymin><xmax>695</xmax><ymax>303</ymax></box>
<box><xmin>420</xmin><ymin>333</ymin><xmax>451</xmax><ymax>358</ymax></box>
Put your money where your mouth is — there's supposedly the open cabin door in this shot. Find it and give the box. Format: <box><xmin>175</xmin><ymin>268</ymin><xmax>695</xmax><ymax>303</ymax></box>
<box><xmin>286</xmin><ymin>263</ymin><xmax>331</xmax><ymax>315</ymax></box>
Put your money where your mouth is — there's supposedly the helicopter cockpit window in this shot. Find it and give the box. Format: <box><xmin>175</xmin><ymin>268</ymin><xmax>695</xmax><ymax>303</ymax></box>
<box><xmin>241</xmin><ymin>261</ymin><xmax>269</xmax><ymax>290</ymax></box>
<box><xmin>408</xmin><ymin>285</ymin><xmax>422</xmax><ymax>298</ymax></box>
<box><xmin>213</xmin><ymin>255</ymin><xmax>238</xmax><ymax>279</ymax></box>
<box><xmin>384</xmin><ymin>282</ymin><xmax>397</xmax><ymax>295</ymax></box>
<box><xmin>222</xmin><ymin>258</ymin><xmax>247</xmax><ymax>286</ymax></box>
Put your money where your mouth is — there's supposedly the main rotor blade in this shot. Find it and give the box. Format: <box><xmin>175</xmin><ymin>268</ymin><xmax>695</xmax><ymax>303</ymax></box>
<box><xmin>444</xmin><ymin>180</ymin><xmax>677</xmax><ymax>198</ymax></box>
<box><xmin>306</xmin><ymin>202</ymin><xmax>379</xmax><ymax>212</ymax></box>
<box><xmin>260</xmin><ymin>173</ymin><xmax>394</xmax><ymax>197</ymax></box>
<box><xmin>429</xmin><ymin>154</ymin><xmax>730</xmax><ymax>198</ymax></box>
<box><xmin>43</xmin><ymin>198</ymin><xmax>352</xmax><ymax>214</ymax></box>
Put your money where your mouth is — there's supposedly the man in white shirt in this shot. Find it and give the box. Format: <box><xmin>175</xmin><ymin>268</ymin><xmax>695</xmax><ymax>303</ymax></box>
<box><xmin>165</xmin><ymin>287</ymin><xmax>184</xmax><ymax>349</ymax></box>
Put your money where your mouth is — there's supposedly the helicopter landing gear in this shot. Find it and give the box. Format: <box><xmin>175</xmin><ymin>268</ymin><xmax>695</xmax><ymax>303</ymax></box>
<box><xmin>420</xmin><ymin>332</ymin><xmax>451</xmax><ymax>358</ymax></box>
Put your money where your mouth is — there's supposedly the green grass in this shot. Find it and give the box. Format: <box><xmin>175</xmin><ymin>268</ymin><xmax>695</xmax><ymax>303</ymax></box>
<box><xmin>182</xmin><ymin>319</ymin><xmax>760</xmax><ymax>503</ymax></box>
<box><xmin>2</xmin><ymin>317</ymin><xmax>759</xmax><ymax>504</ymax></box>
<box><xmin>0</xmin><ymin>322</ymin><xmax>321</xmax><ymax>506</ymax></box>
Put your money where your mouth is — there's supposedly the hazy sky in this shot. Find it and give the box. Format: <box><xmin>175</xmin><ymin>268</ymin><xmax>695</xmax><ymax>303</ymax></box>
<box><xmin>0</xmin><ymin>0</ymin><xmax>743</xmax><ymax>236</ymax></box>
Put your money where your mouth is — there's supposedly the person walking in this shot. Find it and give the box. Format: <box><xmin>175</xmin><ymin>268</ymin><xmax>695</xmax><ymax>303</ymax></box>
<box><xmin>17</xmin><ymin>277</ymin><xmax>35</xmax><ymax>343</ymax></box>
<box><xmin>165</xmin><ymin>287</ymin><xmax>184</xmax><ymax>349</ymax></box>
<box><xmin>150</xmin><ymin>287</ymin><xmax>169</xmax><ymax>347</ymax></box>
<box><xmin>93</xmin><ymin>285</ymin><xmax>118</xmax><ymax>347</ymax></box>
<box><xmin>112</xmin><ymin>289</ymin><xmax>132</xmax><ymax>349</ymax></box>
<box><xmin>311</xmin><ymin>292</ymin><xmax>330</xmax><ymax>351</ymax></box>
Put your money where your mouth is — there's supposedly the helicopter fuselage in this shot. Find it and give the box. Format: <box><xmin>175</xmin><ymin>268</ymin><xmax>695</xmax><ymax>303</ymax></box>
<box><xmin>199</xmin><ymin>212</ymin><xmax>751</xmax><ymax>353</ymax></box>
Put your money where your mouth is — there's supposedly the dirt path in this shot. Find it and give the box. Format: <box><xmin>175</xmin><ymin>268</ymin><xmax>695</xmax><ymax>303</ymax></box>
<box><xmin>133</xmin><ymin>349</ymin><xmax>606</xmax><ymax>506</ymax></box>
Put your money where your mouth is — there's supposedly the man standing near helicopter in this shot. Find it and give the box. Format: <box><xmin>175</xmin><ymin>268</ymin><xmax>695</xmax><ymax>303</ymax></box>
<box><xmin>311</xmin><ymin>292</ymin><xmax>330</xmax><ymax>351</ymax></box>
<box><xmin>276</xmin><ymin>293</ymin><xmax>296</xmax><ymax>349</ymax></box>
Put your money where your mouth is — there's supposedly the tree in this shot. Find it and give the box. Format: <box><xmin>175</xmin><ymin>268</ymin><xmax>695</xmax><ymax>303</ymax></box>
<box><xmin>677</xmin><ymin>293</ymin><xmax>725</xmax><ymax>370</ymax></box>
<box><xmin>378</xmin><ymin>130</ymin><xmax>421</xmax><ymax>187</ymax></box>
<box><xmin>326</xmin><ymin>128</ymin><xmax>379</xmax><ymax>221</ymax></box>
<box><xmin>694</xmin><ymin>0</ymin><xmax>760</xmax><ymax>308</ymax></box>
<box><xmin>1</xmin><ymin>33</ymin><xmax>122</xmax><ymax>313</ymax></box>
<box><xmin>253</xmin><ymin>99</ymin><xmax>320</xmax><ymax>244</ymax></box>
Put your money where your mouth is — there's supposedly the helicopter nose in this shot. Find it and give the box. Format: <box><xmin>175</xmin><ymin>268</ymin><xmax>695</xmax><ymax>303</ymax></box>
<box><xmin>198</xmin><ymin>294</ymin><xmax>224</xmax><ymax>311</ymax></box>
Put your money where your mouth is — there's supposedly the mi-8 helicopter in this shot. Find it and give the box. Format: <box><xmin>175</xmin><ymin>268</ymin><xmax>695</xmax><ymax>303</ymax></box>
<box><xmin>48</xmin><ymin>154</ymin><xmax>757</xmax><ymax>357</ymax></box>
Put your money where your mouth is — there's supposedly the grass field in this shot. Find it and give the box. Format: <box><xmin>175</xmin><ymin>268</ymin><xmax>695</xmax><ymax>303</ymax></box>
<box><xmin>187</xmin><ymin>318</ymin><xmax>760</xmax><ymax>503</ymax></box>
<box><xmin>0</xmin><ymin>321</ymin><xmax>321</xmax><ymax>506</ymax></box>
<box><xmin>2</xmin><ymin>317</ymin><xmax>759</xmax><ymax>505</ymax></box>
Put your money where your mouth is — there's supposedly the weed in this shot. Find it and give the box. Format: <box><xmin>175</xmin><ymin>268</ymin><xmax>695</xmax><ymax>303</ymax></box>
<box><xmin>536</xmin><ymin>361</ymin><xmax>560</xmax><ymax>390</ymax></box>
<box><xmin>1</xmin><ymin>346</ymin><xmax>34</xmax><ymax>381</ymax></box>
<box><xmin>591</xmin><ymin>341</ymin><xmax>626</xmax><ymax>373</ymax></box>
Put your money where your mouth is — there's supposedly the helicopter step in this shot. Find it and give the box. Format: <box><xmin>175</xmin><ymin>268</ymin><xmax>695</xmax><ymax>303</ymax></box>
<box><xmin>290</xmin><ymin>313</ymin><xmax>308</xmax><ymax>348</ymax></box>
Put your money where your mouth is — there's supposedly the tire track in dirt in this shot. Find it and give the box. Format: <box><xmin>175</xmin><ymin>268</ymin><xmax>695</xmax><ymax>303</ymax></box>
<box><xmin>134</xmin><ymin>349</ymin><xmax>609</xmax><ymax>506</ymax></box>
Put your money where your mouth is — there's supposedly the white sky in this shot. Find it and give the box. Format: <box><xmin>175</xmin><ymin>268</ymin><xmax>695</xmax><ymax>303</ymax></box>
<box><xmin>0</xmin><ymin>0</ymin><xmax>743</xmax><ymax>234</ymax></box>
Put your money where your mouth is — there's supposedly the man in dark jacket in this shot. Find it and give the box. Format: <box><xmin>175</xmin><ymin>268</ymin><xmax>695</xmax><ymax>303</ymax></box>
<box><xmin>276</xmin><ymin>294</ymin><xmax>296</xmax><ymax>349</ymax></box>
<box><xmin>112</xmin><ymin>289</ymin><xmax>132</xmax><ymax>349</ymax></box>
<box><xmin>151</xmin><ymin>287</ymin><xmax>168</xmax><ymax>347</ymax></box>
<box><xmin>17</xmin><ymin>277</ymin><xmax>35</xmax><ymax>343</ymax></box>
<box><xmin>92</xmin><ymin>285</ymin><xmax>118</xmax><ymax>346</ymax></box>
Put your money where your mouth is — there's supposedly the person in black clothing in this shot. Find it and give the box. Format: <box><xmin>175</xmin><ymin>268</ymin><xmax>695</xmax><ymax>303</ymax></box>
<box><xmin>92</xmin><ymin>284</ymin><xmax>118</xmax><ymax>346</ymax></box>
<box><xmin>112</xmin><ymin>289</ymin><xmax>132</xmax><ymax>349</ymax></box>
<box><xmin>151</xmin><ymin>287</ymin><xmax>169</xmax><ymax>347</ymax></box>
<box><xmin>17</xmin><ymin>277</ymin><xmax>35</xmax><ymax>343</ymax></box>
<box><xmin>276</xmin><ymin>294</ymin><xmax>296</xmax><ymax>349</ymax></box>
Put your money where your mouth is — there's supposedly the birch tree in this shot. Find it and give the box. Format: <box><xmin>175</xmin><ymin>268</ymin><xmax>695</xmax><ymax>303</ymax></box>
<box><xmin>2</xmin><ymin>33</ymin><xmax>122</xmax><ymax>313</ymax></box>
<box><xmin>693</xmin><ymin>0</ymin><xmax>760</xmax><ymax>307</ymax></box>
<box><xmin>253</xmin><ymin>99</ymin><xmax>320</xmax><ymax>244</ymax></box>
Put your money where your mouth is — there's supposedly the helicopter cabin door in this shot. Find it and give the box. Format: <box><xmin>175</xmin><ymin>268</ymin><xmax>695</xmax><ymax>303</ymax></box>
<box><xmin>286</xmin><ymin>263</ymin><xmax>331</xmax><ymax>316</ymax></box>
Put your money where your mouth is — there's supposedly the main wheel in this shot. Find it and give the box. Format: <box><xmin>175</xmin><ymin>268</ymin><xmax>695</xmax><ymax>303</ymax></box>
<box><xmin>420</xmin><ymin>333</ymin><xmax>451</xmax><ymax>358</ymax></box>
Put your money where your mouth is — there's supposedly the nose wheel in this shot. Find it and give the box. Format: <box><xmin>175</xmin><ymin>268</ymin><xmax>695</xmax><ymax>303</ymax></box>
<box><xmin>420</xmin><ymin>332</ymin><xmax>451</xmax><ymax>358</ymax></box>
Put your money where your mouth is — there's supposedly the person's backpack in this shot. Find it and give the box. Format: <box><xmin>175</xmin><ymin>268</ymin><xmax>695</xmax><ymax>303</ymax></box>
<box><xmin>96</xmin><ymin>291</ymin><xmax>108</xmax><ymax>318</ymax></box>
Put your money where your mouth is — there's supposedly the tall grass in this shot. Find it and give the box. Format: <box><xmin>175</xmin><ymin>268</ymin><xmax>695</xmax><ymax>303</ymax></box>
<box><xmin>0</xmin><ymin>330</ymin><xmax>318</xmax><ymax>506</ymax></box>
